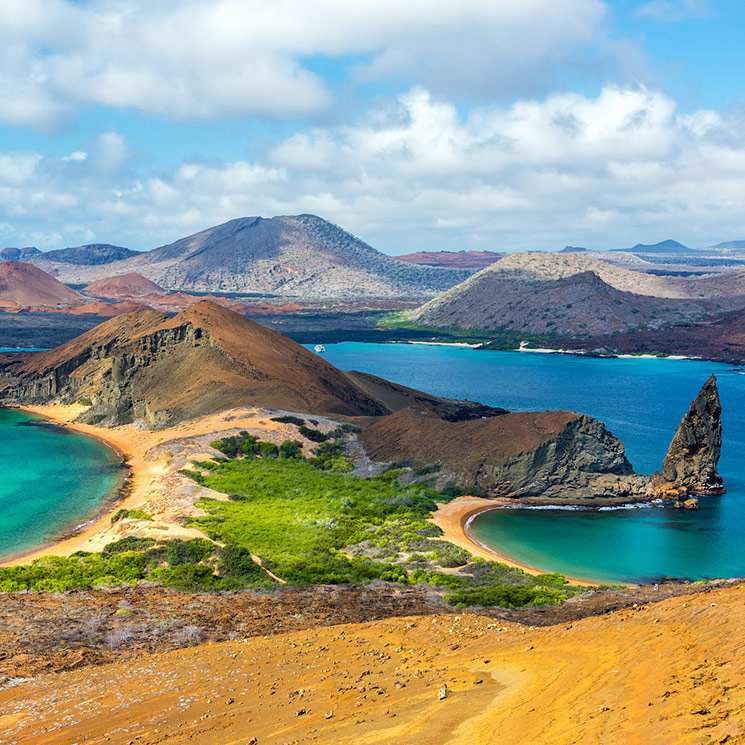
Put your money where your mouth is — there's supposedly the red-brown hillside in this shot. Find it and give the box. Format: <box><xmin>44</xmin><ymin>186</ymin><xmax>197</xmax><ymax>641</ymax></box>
<box><xmin>558</xmin><ymin>307</ymin><xmax>745</xmax><ymax>364</ymax></box>
<box><xmin>0</xmin><ymin>301</ymin><xmax>496</xmax><ymax>427</ymax></box>
<box><xmin>0</xmin><ymin>261</ymin><xmax>82</xmax><ymax>308</ymax></box>
<box><xmin>84</xmin><ymin>273</ymin><xmax>166</xmax><ymax>298</ymax></box>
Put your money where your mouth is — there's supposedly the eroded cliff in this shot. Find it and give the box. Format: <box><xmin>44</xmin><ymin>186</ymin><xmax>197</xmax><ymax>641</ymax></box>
<box><xmin>359</xmin><ymin>407</ymin><xmax>648</xmax><ymax>501</ymax></box>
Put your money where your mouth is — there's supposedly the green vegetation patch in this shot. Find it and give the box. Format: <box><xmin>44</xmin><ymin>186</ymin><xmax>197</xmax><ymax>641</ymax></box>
<box><xmin>0</xmin><ymin>537</ymin><xmax>271</xmax><ymax>593</ymax></box>
<box><xmin>111</xmin><ymin>508</ymin><xmax>154</xmax><ymax>524</ymax></box>
<box><xmin>185</xmin><ymin>457</ymin><xmax>590</xmax><ymax>607</ymax></box>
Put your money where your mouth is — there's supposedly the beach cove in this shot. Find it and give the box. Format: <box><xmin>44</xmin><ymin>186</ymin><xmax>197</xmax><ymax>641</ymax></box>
<box><xmin>0</xmin><ymin>407</ymin><xmax>124</xmax><ymax>561</ymax></box>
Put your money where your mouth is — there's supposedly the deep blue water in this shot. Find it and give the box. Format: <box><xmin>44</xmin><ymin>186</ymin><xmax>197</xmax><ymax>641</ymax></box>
<box><xmin>0</xmin><ymin>409</ymin><xmax>123</xmax><ymax>560</ymax></box>
<box><xmin>308</xmin><ymin>342</ymin><xmax>745</xmax><ymax>583</ymax></box>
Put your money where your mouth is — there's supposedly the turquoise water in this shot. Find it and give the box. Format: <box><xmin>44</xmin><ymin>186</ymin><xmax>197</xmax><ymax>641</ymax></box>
<box><xmin>309</xmin><ymin>343</ymin><xmax>745</xmax><ymax>583</ymax></box>
<box><xmin>0</xmin><ymin>408</ymin><xmax>123</xmax><ymax>560</ymax></box>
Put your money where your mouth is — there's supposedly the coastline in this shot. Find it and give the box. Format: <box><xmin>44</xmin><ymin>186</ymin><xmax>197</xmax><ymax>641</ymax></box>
<box><xmin>515</xmin><ymin>343</ymin><xmax>691</xmax><ymax>361</ymax></box>
<box><xmin>0</xmin><ymin>404</ymin><xmax>318</xmax><ymax>567</ymax></box>
<box><xmin>431</xmin><ymin>496</ymin><xmax>626</xmax><ymax>587</ymax></box>
<box><xmin>403</xmin><ymin>340</ymin><xmax>481</xmax><ymax>348</ymax></box>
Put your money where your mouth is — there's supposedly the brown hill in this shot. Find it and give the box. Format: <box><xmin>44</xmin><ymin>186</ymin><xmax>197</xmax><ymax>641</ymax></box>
<box><xmin>30</xmin><ymin>215</ymin><xmax>471</xmax><ymax>298</ymax></box>
<box><xmin>0</xmin><ymin>301</ymin><xmax>499</xmax><ymax>427</ymax></box>
<box><xmin>395</xmin><ymin>250</ymin><xmax>503</xmax><ymax>269</ymax></box>
<box><xmin>0</xmin><ymin>261</ymin><xmax>82</xmax><ymax>308</ymax></box>
<box><xmin>359</xmin><ymin>407</ymin><xmax>646</xmax><ymax>500</ymax></box>
<box><xmin>67</xmin><ymin>300</ymin><xmax>153</xmax><ymax>317</ymax></box>
<box><xmin>84</xmin><ymin>273</ymin><xmax>166</xmax><ymax>298</ymax></box>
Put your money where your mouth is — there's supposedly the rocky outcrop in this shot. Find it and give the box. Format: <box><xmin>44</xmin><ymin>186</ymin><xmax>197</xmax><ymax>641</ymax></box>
<box><xmin>661</xmin><ymin>375</ymin><xmax>724</xmax><ymax>494</ymax></box>
<box><xmin>359</xmin><ymin>407</ymin><xmax>649</xmax><ymax>501</ymax></box>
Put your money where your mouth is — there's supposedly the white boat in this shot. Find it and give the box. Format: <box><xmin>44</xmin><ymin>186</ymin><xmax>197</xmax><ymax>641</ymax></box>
<box><xmin>314</xmin><ymin>344</ymin><xmax>326</xmax><ymax>353</ymax></box>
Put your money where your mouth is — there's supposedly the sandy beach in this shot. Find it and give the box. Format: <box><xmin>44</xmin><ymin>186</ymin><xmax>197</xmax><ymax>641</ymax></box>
<box><xmin>404</xmin><ymin>340</ymin><xmax>481</xmax><ymax>348</ymax></box>
<box><xmin>1</xmin><ymin>404</ymin><xmax>336</xmax><ymax>567</ymax></box>
<box><xmin>432</xmin><ymin>496</ymin><xmax>606</xmax><ymax>587</ymax></box>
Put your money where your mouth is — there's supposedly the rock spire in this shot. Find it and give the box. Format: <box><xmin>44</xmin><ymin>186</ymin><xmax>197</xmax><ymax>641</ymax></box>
<box><xmin>662</xmin><ymin>374</ymin><xmax>724</xmax><ymax>494</ymax></box>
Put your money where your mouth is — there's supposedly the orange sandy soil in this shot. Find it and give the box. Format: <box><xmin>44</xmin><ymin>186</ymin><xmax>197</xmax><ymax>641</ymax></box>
<box><xmin>2</xmin><ymin>582</ymin><xmax>744</xmax><ymax>744</ymax></box>
<box><xmin>1</xmin><ymin>404</ymin><xmax>336</xmax><ymax>566</ymax></box>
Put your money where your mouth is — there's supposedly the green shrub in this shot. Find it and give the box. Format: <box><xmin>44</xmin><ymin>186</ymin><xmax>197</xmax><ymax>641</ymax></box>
<box><xmin>111</xmin><ymin>508</ymin><xmax>153</xmax><ymax>524</ymax></box>
<box><xmin>218</xmin><ymin>544</ymin><xmax>265</xmax><ymax>581</ymax></box>
<box><xmin>102</xmin><ymin>537</ymin><xmax>157</xmax><ymax>555</ymax></box>
<box><xmin>298</xmin><ymin>425</ymin><xmax>328</xmax><ymax>442</ymax></box>
<box><xmin>271</xmin><ymin>415</ymin><xmax>305</xmax><ymax>426</ymax></box>
<box><xmin>164</xmin><ymin>538</ymin><xmax>216</xmax><ymax>566</ymax></box>
<box><xmin>258</xmin><ymin>441</ymin><xmax>279</xmax><ymax>458</ymax></box>
<box><xmin>211</xmin><ymin>437</ymin><xmax>239</xmax><ymax>457</ymax></box>
<box><xmin>279</xmin><ymin>439</ymin><xmax>303</xmax><ymax>459</ymax></box>
<box><xmin>444</xmin><ymin>585</ymin><xmax>567</xmax><ymax>608</ymax></box>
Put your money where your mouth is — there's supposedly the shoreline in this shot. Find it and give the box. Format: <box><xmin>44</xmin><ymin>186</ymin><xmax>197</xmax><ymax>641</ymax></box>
<box><xmin>0</xmin><ymin>407</ymin><xmax>133</xmax><ymax>565</ymax></box>
<box><xmin>431</xmin><ymin>496</ymin><xmax>630</xmax><ymax>587</ymax></box>
<box><xmin>0</xmin><ymin>404</ymin><xmax>349</xmax><ymax>567</ymax></box>
<box><xmin>1</xmin><ymin>405</ymin><xmax>141</xmax><ymax>565</ymax></box>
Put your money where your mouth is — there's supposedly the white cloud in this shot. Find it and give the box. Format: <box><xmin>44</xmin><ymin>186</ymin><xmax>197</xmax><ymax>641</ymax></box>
<box><xmin>0</xmin><ymin>0</ymin><xmax>608</xmax><ymax>128</ymax></box>
<box><xmin>636</xmin><ymin>0</ymin><xmax>711</xmax><ymax>22</ymax></box>
<box><xmin>3</xmin><ymin>87</ymin><xmax>745</xmax><ymax>252</ymax></box>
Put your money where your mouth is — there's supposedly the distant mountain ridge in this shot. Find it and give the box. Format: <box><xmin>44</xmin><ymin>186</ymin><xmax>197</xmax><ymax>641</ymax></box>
<box><xmin>617</xmin><ymin>239</ymin><xmax>692</xmax><ymax>254</ymax></box>
<box><xmin>394</xmin><ymin>250</ymin><xmax>503</xmax><ymax>269</ymax></box>
<box><xmin>43</xmin><ymin>244</ymin><xmax>139</xmax><ymax>265</ymax></box>
<box><xmin>29</xmin><ymin>215</ymin><xmax>472</xmax><ymax>299</ymax></box>
<box><xmin>0</xmin><ymin>247</ymin><xmax>41</xmax><ymax>261</ymax></box>
<box><xmin>711</xmin><ymin>240</ymin><xmax>745</xmax><ymax>250</ymax></box>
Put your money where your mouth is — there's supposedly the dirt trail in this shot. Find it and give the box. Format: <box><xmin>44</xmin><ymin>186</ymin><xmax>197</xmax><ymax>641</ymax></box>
<box><xmin>2</xmin><ymin>582</ymin><xmax>744</xmax><ymax>744</ymax></box>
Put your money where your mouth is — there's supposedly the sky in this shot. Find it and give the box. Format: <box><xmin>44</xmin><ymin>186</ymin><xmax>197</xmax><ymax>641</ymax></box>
<box><xmin>1</xmin><ymin>0</ymin><xmax>745</xmax><ymax>255</ymax></box>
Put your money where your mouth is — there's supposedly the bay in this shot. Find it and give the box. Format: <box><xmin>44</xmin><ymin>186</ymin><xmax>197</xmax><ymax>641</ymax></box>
<box><xmin>309</xmin><ymin>342</ymin><xmax>745</xmax><ymax>583</ymax></box>
<box><xmin>0</xmin><ymin>408</ymin><xmax>123</xmax><ymax>560</ymax></box>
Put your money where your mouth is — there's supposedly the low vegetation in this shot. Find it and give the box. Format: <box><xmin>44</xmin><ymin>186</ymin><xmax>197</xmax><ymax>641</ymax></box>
<box><xmin>0</xmin><ymin>538</ymin><xmax>270</xmax><ymax>593</ymax></box>
<box><xmin>111</xmin><ymin>508</ymin><xmax>153</xmax><ymax>524</ymax></box>
<box><xmin>0</xmin><ymin>431</ymin><xmax>598</xmax><ymax>608</ymax></box>
<box><xmin>180</xmin><ymin>446</ymin><xmax>592</xmax><ymax>607</ymax></box>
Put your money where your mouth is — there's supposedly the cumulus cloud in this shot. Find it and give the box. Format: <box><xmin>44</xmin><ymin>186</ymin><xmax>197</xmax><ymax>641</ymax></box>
<box><xmin>636</xmin><ymin>0</ymin><xmax>711</xmax><ymax>22</ymax></box>
<box><xmin>2</xmin><ymin>87</ymin><xmax>745</xmax><ymax>252</ymax></box>
<box><xmin>0</xmin><ymin>0</ymin><xmax>608</xmax><ymax>128</ymax></box>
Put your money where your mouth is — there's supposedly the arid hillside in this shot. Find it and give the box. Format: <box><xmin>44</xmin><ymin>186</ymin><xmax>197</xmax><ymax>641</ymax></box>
<box><xmin>0</xmin><ymin>300</ymin><xmax>499</xmax><ymax>427</ymax></box>
<box><xmin>559</xmin><ymin>307</ymin><xmax>745</xmax><ymax>364</ymax></box>
<box><xmin>0</xmin><ymin>261</ymin><xmax>83</xmax><ymax>309</ymax></box>
<box><xmin>30</xmin><ymin>215</ymin><xmax>471</xmax><ymax>298</ymax></box>
<box><xmin>411</xmin><ymin>252</ymin><xmax>745</xmax><ymax>335</ymax></box>
<box><xmin>3</xmin><ymin>581</ymin><xmax>743</xmax><ymax>744</ymax></box>
<box><xmin>395</xmin><ymin>250</ymin><xmax>503</xmax><ymax>269</ymax></box>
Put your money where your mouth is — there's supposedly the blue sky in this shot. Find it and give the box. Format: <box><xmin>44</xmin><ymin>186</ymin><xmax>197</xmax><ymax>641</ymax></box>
<box><xmin>1</xmin><ymin>0</ymin><xmax>744</xmax><ymax>254</ymax></box>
